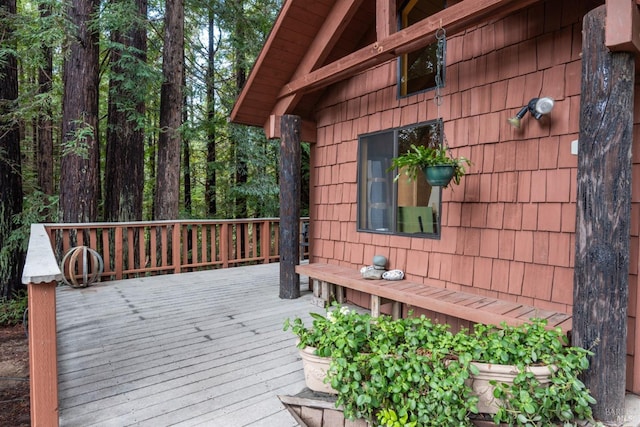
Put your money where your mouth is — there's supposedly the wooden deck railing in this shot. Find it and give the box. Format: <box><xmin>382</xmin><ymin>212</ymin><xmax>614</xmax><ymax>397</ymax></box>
<box><xmin>45</xmin><ymin>217</ymin><xmax>308</xmax><ymax>282</ymax></box>
<box><xmin>22</xmin><ymin>217</ymin><xmax>309</xmax><ymax>426</ymax></box>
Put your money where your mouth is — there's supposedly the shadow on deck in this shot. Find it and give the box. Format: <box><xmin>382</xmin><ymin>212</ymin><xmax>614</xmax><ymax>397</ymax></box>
<box><xmin>56</xmin><ymin>263</ymin><xmax>323</xmax><ymax>427</ymax></box>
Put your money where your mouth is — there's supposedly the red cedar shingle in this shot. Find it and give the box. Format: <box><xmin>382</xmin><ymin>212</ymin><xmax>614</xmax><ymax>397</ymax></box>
<box><xmin>561</xmin><ymin>203</ymin><xmax>576</xmax><ymax>233</ymax></box>
<box><xmin>539</xmin><ymin>136</ymin><xmax>560</xmax><ymax>169</ymax></box>
<box><xmin>537</xmin><ymin>203</ymin><xmax>562</xmax><ymax>232</ymax></box>
<box><xmin>548</xmin><ymin>233</ymin><xmax>571</xmax><ymax>267</ymax></box>
<box><xmin>551</xmin><ymin>266</ymin><xmax>574</xmax><ymax>305</ymax></box>
<box><xmin>514</xmin><ymin>230</ymin><xmax>534</xmax><ymax>262</ymax></box>
<box><xmin>503</xmin><ymin>11</ymin><xmax>527</xmax><ymax>46</ymax></box>
<box><xmin>406</xmin><ymin>249</ymin><xmax>429</xmax><ymax>277</ymax></box>
<box><xmin>499</xmin><ymin>229</ymin><xmax>516</xmax><ymax>260</ymax></box>
<box><xmin>498</xmin><ymin>45</ymin><xmax>520</xmax><ymax>80</ymax></box>
<box><xmin>503</xmin><ymin>203</ymin><xmax>522</xmax><ymax>230</ymax></box>
<box><xmin>629</xmin><ymin>280</ymin><xmax>638</xmax><ymax>317</ymax></box>
<box><xmin>463</xmin><ymin>228</ymin><xmax>481</xmax><ymax>256</ymax></box>
<box><xmin>536</xmin><ymin>32</ymin><xmax>555</xmax><ymax>70</ymax></box>
<box><xmin>497</xmin><ymin>172</ymin><xmax>518</xmax><ymax>202</ymax></box>
<box><xmin>508</xmin><ymin>261</ymin><xmax>525</xmax><ymax>295</ymax></box>
<box><xmin>533</xmin><ymin>232</ymin><xmax>550</xmax><ymax>264</ymax></box>
<box><xmin>486</xmin><ymin>203</ymin><xmax>504</xmax><ymax>229</ymax></box>
<box><xmin>529</xmin><ymin>170</ymin><xmax>547</xmax><ymax>202</ymax></box>
<box><xmin>522</xmin><ymin>204</ymin><xmax>538</xmax><ymax>230</ymax></box>
<box><xmin>474</xmin><ymin>257</ymin><xmax>493</xmax><ymax>289</ymax></box>
<box><xmin>490</xmin><ymin>259</ymin><xmax>510</xmax><ymax>293</ymax></box>
<box><xmin>558</xmin><ymin>134</ymin><xmax>578</xmax><ymax>168</ymax></box>
<box><xmin>518</xmin><ymin>39</ymin><xmax>537</xmax><ymax>75</ymax></box>
<box><xmin>546</xmin><ymin>169</ymin><xmax>571</xmax><ymax>202</ymax></box>
<box><xmin>480</xmin><ymin>228</ymin><xmax>500</xmax><ymax>258</ymax></box>
<box><xmin>549</xmin><ymin>99</ymin><xmax>571</xmax><ymax>137</ymax></box>
<box><xmin>505</xmin><ymin>75</ymin><xmax>526</xmax><ymax>109</ymax></box>
<box><xmin>517</xmin><ymin>171</ymin><xmax>532</xmax><ymax>203</ymax></box>
<box><xmin>515</xmin><ymin>139</ymin><xmax>539</xmax><ymax>171</ymax></box>
<box><xmin>470</xmin><ymin>203</ymin><xmax>488</xmax><ymax>228</ymax></box>
<box><xmin>481</xmin><ymin>24</ymin><xmax>496</xmax><ymax>54</ymax></box>
<box><xmin>522</xmin><ymin>263</ymin><xmax>553</xmax><ymax>300</ymax></box>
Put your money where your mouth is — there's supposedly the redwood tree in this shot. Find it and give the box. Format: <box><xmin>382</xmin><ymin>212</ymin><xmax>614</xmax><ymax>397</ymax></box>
<box><xmin>154</xmin><ymin>0</ymin><xmax>184</xmax><ymax>220</ymax></box>
<box><xmin>59</xmin><ymin>0</ymin><xmax>101</xmax><ymax>223</ymax></box>
<box><xmin>37</xmin><ymin>1</ymin><xmax>54</xmax><ymax>199</ymax></box>
<box><xmin>0</xmin><ymin>0</ymin><xmax>25</xmax><ymax>298</ymax></box>
<box><xmin>105</xmin><ymin>0</ymin><xmax>148</xmax><ymax>222</ymax></box>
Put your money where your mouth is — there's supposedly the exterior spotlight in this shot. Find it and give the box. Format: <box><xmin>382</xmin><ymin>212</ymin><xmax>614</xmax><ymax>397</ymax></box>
<box><xmin>508</xmin><ymin>97</ymin><xmax>555</xmax><ymax>128</ymax></box>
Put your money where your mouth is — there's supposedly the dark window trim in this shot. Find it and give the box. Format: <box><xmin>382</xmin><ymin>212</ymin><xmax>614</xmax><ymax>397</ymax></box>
<box><xmin>356</xmin><ymin>120</ymin><xmax>443</xmax><ymax>239</ymax></box>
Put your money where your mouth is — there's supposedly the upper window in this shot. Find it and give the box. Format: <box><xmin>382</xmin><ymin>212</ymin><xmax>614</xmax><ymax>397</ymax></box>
<box><xmin>357</xmin><ymin>120</ymin><xmax>443</xmax><ymax>237</ymax></box>
<box><xmin>399</xmin><ymin>0</ymin><xmax>446</xmax><ymax>97</ymax></box>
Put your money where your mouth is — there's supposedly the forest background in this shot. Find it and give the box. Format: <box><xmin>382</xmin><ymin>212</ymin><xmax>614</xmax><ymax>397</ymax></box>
<box><xmin>0</xmin><ymin>0</ymin><xmax>310</xmax><ymax>299</ymax></box>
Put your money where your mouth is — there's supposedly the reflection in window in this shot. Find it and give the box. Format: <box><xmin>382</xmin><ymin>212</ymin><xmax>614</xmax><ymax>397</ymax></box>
<box><xmin>357</xmin><ymin>120</ymin><xmax>442</xmax><ymax>237</ymax></box>
<box><xmin>399</xmin><ymin>0</ymin><xmax>446</xmax><ymax>97</ymax></box>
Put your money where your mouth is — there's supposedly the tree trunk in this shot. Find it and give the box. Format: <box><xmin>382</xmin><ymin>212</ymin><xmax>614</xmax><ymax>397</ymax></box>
<box><xmin>37</xmin><ymin>1</ymin><xmax>54</xmax><ymax>199</ymax></box>
<box><xmin>0</xmin><ymin>0</ymin><xmax>25</xmax><ymax>298</ymax></box>
<box><xmin>205</xmin><ymin>7</ymin><xmax>216</xmax><ymax>216</ymax></box>
<box><xmin>60</xmin><ymin>0</ymin><xmax>101</xmax><ymax>223</ymax></box>
<box><xmin>573</xmin><ymin>6</ymin><xmax>633</xmax><ymax>424</ymax></box>
<box><xmin>104</xmin><ymin>0</ymin><xmax>147</xmax><ymax>222</ymax></box>
<box><xmin>279</xmin><ymin>115</ymin><xmax>301</xmax><ymax>299</ymax></box>
<box><xmin>154</xmin><ymin>0</ymin><xmax>184</xmax><ymax>220</ymax></box>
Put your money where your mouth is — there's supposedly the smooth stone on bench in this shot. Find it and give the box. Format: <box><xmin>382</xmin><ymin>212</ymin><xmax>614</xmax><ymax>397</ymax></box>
<box><xmin>362</xmin><ymin>268</ymin><xmax>384</xmax><ymax>280</ymax></box>
<box><xmin>382</xmin><ymin>269</ymin><xmax>404</xmax><ymax>281</ymax></box>
<box><xmin>372</xmin><ymin>255</ymin><xmax>387</xmax><ymax>268</ymax></box>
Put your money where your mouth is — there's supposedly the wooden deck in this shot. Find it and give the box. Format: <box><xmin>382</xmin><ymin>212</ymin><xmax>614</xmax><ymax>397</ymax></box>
<box><xmin>55</xmin><ymin>263</ymin><xmax>323</xmax><ymax>427</ymax></box>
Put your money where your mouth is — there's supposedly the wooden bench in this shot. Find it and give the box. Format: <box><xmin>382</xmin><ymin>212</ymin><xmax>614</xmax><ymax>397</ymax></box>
<box><xmin>295</xmin><ymin>263</ymin><xmax>572</xmax><ymax>332</ymax></box>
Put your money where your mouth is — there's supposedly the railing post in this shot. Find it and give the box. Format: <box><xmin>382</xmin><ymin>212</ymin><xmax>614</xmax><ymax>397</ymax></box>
<box><xmin>115</xmin><ymin>225</ymin><xmax>123</xmax><ymax>279</ymax></box>
<box><xmin>261</xmin><ymin>220</ymin><xmax>271</xmax><ymax>264</ymax></box>
<box><xmin>28</xmin><ymin>281</ymin><xmax>59</xmax><ymax>427</ymax></box>
<box><xmin>22</xmin><ymin>224</ymin><xmax>62</xmax><ymax>427</ymax></box>
<box><xmin>173</xmin><ymin>221</ymin><xmax>182</xmax><ymax>274</ymax></box>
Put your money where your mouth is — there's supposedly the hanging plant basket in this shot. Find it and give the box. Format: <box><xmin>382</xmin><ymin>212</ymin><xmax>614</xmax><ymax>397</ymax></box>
<box><xmin>423</xmin><ymin>164</ymin><xmax>455</xmax><ymax>187</ymax></box>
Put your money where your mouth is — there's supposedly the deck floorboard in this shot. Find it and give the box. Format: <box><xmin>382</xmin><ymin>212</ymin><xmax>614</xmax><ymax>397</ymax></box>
<box><xmin>57</xmin><ymin>262</ymin><xmax>323</xmax><ymax>427</ymax></box>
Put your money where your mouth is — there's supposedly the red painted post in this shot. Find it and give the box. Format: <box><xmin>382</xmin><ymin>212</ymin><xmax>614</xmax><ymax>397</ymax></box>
<box><xmin>22</xmin><ymin>224</ymin><xmax>62</xmax><ymax>427</ymax></box>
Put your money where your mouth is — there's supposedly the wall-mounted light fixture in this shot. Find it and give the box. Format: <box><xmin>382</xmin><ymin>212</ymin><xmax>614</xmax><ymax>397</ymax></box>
<box><xmin>507</xmin><ymin>97</ymin><xmax>555</xmax><ymax>129</ymax></box>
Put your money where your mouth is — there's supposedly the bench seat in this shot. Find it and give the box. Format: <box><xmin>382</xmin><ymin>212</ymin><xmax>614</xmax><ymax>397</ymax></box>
<box><xmin>296</xmin><ymin>263</ymin><xmax>572</xmax><ymax>333</ymax></box>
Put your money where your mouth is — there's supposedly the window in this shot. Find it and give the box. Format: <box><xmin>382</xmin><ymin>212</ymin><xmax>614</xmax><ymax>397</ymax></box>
<box><xmin>399</xmin><ymin>0</ymin><xmax>446</xmax><ymax>97</ymax></box>
<box><xmin>357</xmin><ymin>120</ymin><xmax>442</xmax><ymax>237</ymax></box>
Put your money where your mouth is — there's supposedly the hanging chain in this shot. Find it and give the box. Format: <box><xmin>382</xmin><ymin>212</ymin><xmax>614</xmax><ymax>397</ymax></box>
<box><xmin>434</xmin><ymin>27</ymin><xmax>448</xmax><ymax>149</ymax></box>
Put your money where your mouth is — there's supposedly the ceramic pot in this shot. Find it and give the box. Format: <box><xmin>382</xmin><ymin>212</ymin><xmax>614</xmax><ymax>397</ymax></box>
<box><xmin>423</xmin><ymin>164</ymin><xmax>455</xmax><ymax>187</ymax></box>
<box><xmin>468</xmin><ymin>362</ymin><xmax>556</xmax><ymax>414</ymax></box>
<box><xmin>299</xmin><ymin>346</ymin><xmax>338</xmax><ymax>394</ymax></box>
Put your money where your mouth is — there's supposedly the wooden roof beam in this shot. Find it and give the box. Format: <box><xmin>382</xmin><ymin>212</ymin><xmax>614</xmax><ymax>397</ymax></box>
<box><xmin>264</xmin><ymin>0</ymin><xmax>364</xmax><ymax>139</ymax></box>
<box><xmin>376</xmin><ymin>0</ymin><xmax>397</xmax><ymax>40</ymax></box>
<box><xmin>277</xmin><ymin>0</ymin><xmax>544</xmax><ymax>99</ymax></box>
<box><xmin>605</xmin><ymin>0</ymin><xmax>640</xmax><ymax>54</ymax></box>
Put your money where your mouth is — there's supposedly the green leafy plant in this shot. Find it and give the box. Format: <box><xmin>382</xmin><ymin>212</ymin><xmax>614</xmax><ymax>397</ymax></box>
<box><xmin>283</xmin><ymin>305</ymin><xmax>377</xmax><ymax>358</ymax></box>
<box><xmin>454</xmin><ymin>319</ymin><xmax>597</xmax><ymax>426</ymax></box>
<box><xmin>390</xmin><ymin>144</ymin><xmax>471</xmax><ymax>187</ymax></box>
<box><xmin>0</xmin><ymin>291</ymin><xmax>27</xmax><ymax>326</ymax></box>
<box><xmin>285</xmin><ymin>309</ymin><xmax>596</xmax><ymax>426</ymax></box>
<box><xmin>326</xmin><ymin>312</ymin><xmax>478</xmax><ymax>426</ymax></box>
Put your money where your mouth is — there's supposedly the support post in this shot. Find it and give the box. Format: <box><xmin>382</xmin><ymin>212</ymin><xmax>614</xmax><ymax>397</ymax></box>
<box><xmin>28</xmin><ymin>281</ymin><xmax>59</xmax><ymax>427</ymax></box>
<box><xmin>22</xmin><ymin>224</ymin><xmax>62</xmax><ymax>427</ymax></box>
<box><xmin>279</xmin><ymin>114</ymin><xmax>301</xmax><ymax>299</ymax></box>
<box><xmin>573</xmin><ymin>6</ymin><xmax>634</xmax><ymax>424</ymax></box>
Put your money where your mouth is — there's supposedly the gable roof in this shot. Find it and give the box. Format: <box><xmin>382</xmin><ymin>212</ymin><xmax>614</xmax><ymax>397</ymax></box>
<box><xmin>230</xmin><ymin>0</ymin><xmax>564</xmax><ymax>136</ymax></box>
<box><xmin>229</xmin><ymin>0</ymin><xmax>376</xmax><ymax>130</ymax></box>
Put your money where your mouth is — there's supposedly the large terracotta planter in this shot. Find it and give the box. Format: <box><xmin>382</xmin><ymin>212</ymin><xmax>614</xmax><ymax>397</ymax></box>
<box><xmin>468</xmin><ymin>362</ymin><xmax>556</xmax><ymax>414</ymax></box>
<box><xmin>299</xmin><ymin>346</ymin><xmax>338</xmax><ymax>394</ymax></box>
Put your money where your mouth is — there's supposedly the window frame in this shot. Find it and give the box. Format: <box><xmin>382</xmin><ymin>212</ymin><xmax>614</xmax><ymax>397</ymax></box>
<box><xmin>397</xmin><ymin>0</ymin><xmax>447</xmax><ymax>98</ymax></box>
<box><xmin>356</xmin><ymin>120</ymin><xmax>443</xmax><ymax>239</ymax></box>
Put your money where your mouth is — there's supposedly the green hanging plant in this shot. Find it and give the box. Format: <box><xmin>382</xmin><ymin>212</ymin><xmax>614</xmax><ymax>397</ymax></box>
<box><xmin>390</xmin><ymin>144</ymin><xmax>471</xmax><ymax>188</ymax></box>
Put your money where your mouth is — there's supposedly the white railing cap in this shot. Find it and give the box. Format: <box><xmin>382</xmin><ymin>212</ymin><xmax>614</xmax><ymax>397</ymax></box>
<box><xmin>22</xmin><ymin>224</ymin><xmax>63</xmax><ymax>284</ymax></box>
